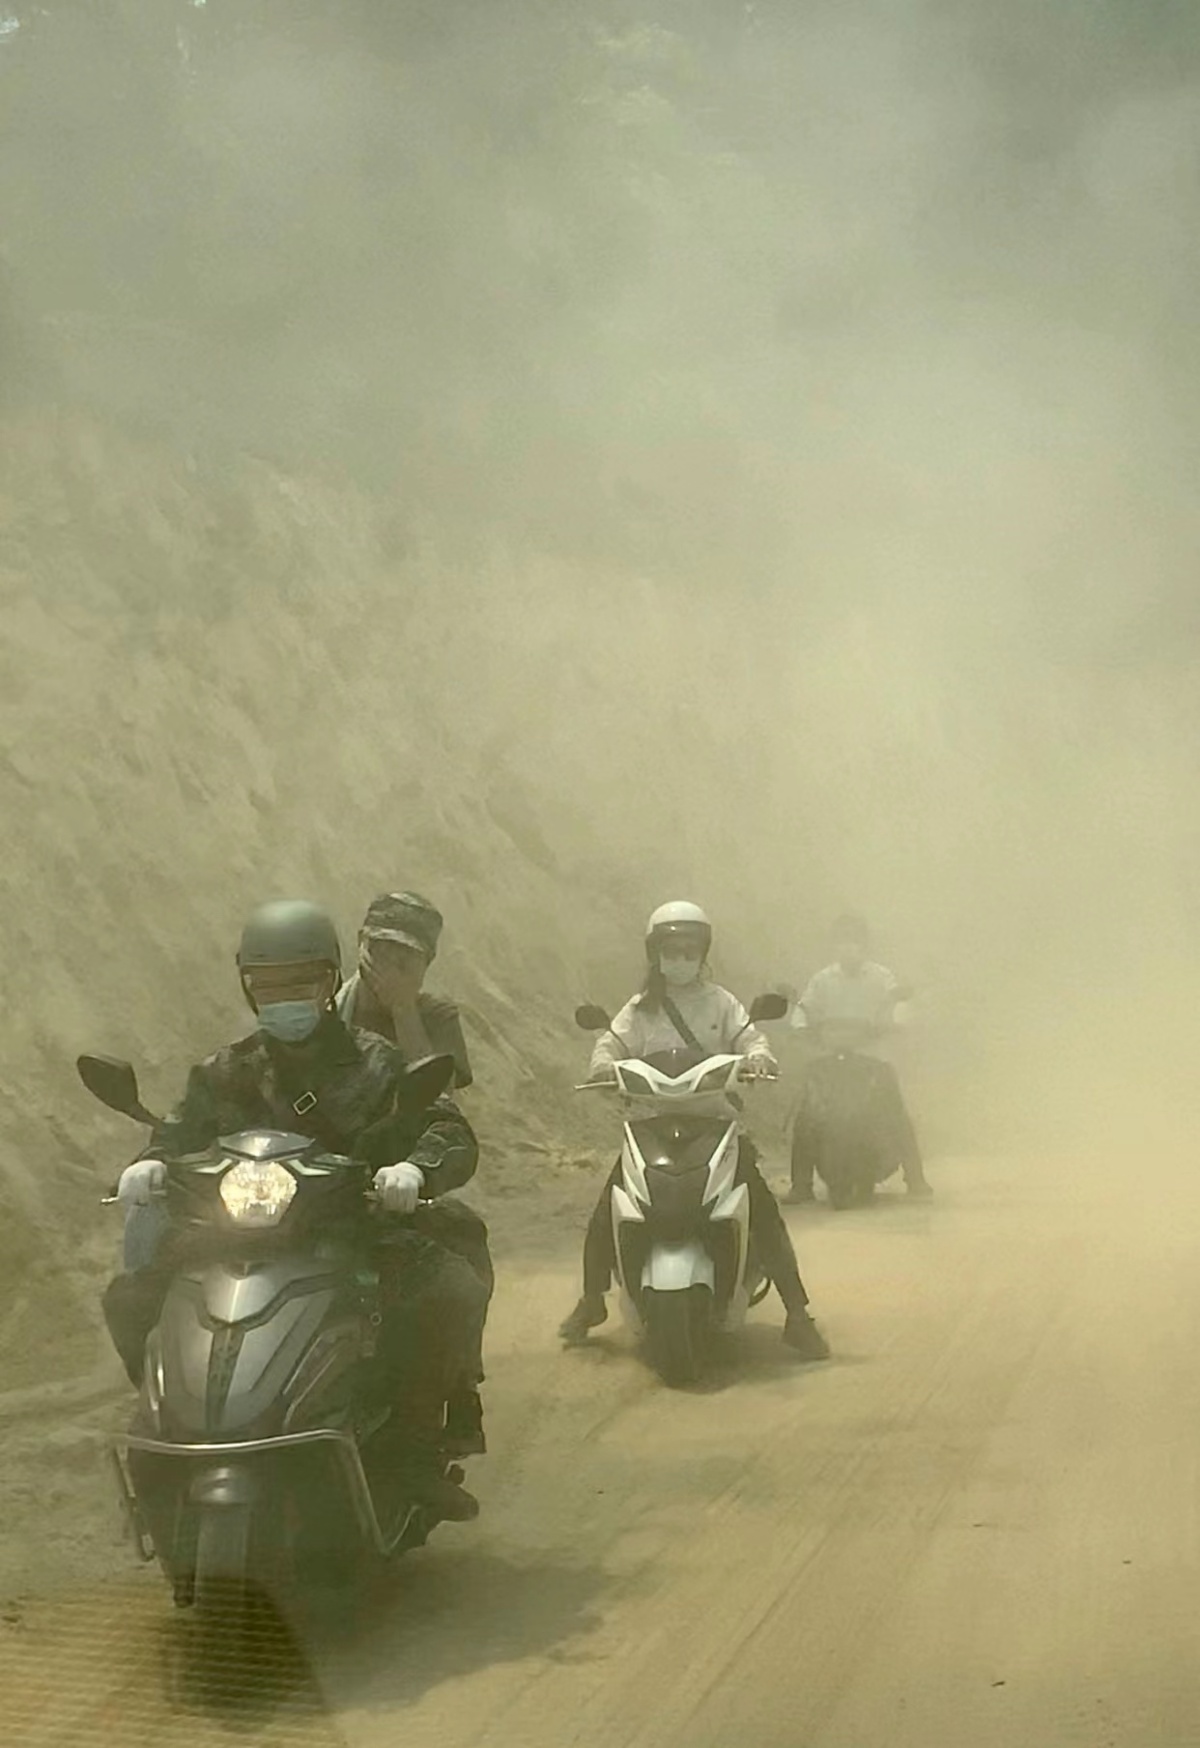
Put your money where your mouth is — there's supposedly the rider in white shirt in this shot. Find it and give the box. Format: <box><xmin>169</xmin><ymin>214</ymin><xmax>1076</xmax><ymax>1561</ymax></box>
<box><xmin>790</xmin><ymin>914</ymin><xmax>932</xmax><ymax>1200</ymax></box>
<box><xmin>588</xmin><ymin>970</ymin><xmax>777</xmax><ymax>1078</ymax></box>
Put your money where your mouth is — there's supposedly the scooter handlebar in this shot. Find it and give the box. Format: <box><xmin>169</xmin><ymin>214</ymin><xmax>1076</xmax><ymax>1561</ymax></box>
<box><xmin>574</xmin><ymin>1071</ymin><xmax>778</xmax><ymax>1090</ymax></box>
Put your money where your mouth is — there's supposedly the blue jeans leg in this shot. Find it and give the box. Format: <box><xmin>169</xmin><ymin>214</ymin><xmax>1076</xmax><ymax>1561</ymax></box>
<box><xmin>123</xmin><ymin>1202</ymin><xmax>171</xmax><ymax>1273</ymax></box>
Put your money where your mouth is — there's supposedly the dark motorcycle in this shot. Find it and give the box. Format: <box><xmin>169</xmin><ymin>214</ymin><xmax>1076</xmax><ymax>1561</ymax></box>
<box><xmin>80</xmin><ymin>1049</ymin><xmax>464</xmax><ymax>1655</ymax></box>
<box><xmin>790</xmin><ymin>1017</ymin><xmax>905</xmax><ymax>1210</ymax></box>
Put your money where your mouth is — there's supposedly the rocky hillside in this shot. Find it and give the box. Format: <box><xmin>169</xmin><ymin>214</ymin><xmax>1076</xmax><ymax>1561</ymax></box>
<box><xmin>0</xmin><ymin>411</ymin><xmax>809</xmax><ymax>1389</ymax></box>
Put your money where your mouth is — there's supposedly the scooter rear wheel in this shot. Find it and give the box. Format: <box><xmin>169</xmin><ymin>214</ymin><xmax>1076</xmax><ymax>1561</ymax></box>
<box><xmin>823</xmin><ymin>1152</ymin><xmax>876</xmax><ymax>1210</ymax></box>
<box><xmin>824</xmin><ymin>1174</ymin><xmax>856</xmax><ymax>1211</ymax></box>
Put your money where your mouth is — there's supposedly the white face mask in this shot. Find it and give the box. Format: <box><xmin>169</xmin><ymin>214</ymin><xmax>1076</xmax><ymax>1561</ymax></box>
<box><xmin>661</xmin><ymin>956</ymin><xmax>702</xmax><ymax>989</ymax></box>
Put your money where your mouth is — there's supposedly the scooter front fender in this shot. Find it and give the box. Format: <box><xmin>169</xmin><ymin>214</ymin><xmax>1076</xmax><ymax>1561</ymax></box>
<box><xmin>641</xmin><ymin>1242</ymin><xmax>716</xmax><ymax>1293</ymax></box>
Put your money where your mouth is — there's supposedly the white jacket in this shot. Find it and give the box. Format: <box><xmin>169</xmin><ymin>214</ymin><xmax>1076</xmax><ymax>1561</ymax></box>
<box><xmin>792</xmin><ymin>960</ymin><xmax>905</xmax><ymax>1061</ymax></box>
<box><xmin>589</xmin><ymin>981</ymin><xmax>777</xmax><ymax>1078</ymax></box>
<box><xmin>796</xmin><ymin>960</ymin><xmax>899</xmax><ymax>1027</ymax></box>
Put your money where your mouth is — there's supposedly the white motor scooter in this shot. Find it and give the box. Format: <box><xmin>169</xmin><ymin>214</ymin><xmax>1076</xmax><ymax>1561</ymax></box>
<box><xmin>575</xmin><ymin>994</ymin><xmax>787</xmax><ymax>1384</ymax></box>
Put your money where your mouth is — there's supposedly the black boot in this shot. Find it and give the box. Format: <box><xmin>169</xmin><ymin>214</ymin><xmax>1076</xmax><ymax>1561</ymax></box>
<box><xmin>408</xmin><ymin>1463</ymin><xmax>480</xmax><ymax>1523</ymax></box>
<box><xmin>391</xmin><ymin>1442</ymin><xmax>480</xmax><ymax>1523</ymax></box>
<box><xmin>782</xmin><ymin>1308</ymin><xmax>831</xmax><ymax>1360</ymax></box>
<box><xmin>559</xmin><ymin>1295</ymin><xmax>608</xmax><ymax>1345</ymax></box>
<box><xmin>368</xmin><ymin>1400</ymin><xmax>481</xmax><ymax>1524</ymax></box>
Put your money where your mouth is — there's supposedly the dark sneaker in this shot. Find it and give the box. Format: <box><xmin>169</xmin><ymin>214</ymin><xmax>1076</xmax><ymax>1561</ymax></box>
<box><xmin>373</xmin><ymin>1429</ymin><xmax>481</xmax><ymax>1524</ymax></box>
<box><xmin>784</xmin><ymin>1183</ymin><xmax>816</xmax><ymax>1205</ymax></box>
<box><xmin>420</xmin><ymin>1476</ymin><xmax>480</xmax><ymax>1523</ymax></box>
<box><xmin>444</xmin><ymin>1388</ymin><xmax>486</xmax><ymax>1458</ymax></box>
<box><xmin>783</xmin><ymin>1310</ymin><xmax>831</xmax><ymax>1361</ymax></box>
<box><xmin>905</xmin><ymin>1176</ymin><xmax>934</xmax><ymax>1200</ymax></box>
<box><xmin>558</xmin><ymin>1295</ymin><xmax>608</xmax><ymax>1345</ymax></box>
<box><xmin>403</xmin><ymin>1463</ymin><xmax>480</xmax><ymax>1523</ymax></box>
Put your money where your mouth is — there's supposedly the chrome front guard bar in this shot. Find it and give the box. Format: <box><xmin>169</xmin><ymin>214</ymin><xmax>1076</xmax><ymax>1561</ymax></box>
<box><xmin>112</xmin><ymin>1426</ymin><xmax>418</xmax><ymax>1560</ymax></box>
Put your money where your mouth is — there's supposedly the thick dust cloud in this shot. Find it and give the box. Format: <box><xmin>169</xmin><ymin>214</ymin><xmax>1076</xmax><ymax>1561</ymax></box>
<box><xmin>1</xmin><ymin>0</ymin><xmax>1198</xmax><ymax>1376</ymax></box>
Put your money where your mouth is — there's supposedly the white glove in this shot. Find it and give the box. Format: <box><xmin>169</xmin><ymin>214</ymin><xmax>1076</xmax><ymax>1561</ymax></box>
<box><xmin>373</xmin><ymin>1161</ymin><xmax>425</xmax><ymax>1214</ymax></box>
<box><xmin>117</xmin><ymin>1159</ymin><xmax>166</xmax><ymax>1208</ymax></box>
<box><xmin>743</xmin><ymin>1056</ymin><xmax>778</xmax><ymax>1081</ymax></box>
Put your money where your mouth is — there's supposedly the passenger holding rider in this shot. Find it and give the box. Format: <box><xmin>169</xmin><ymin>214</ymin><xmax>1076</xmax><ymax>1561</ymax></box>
<box><xmin>558</xmin><ymin>902</ymin><xmax>830</xmax><ymax>1359</ymax></box>
<box><xmin>104</xmin><ymin>899</ymin><xmax>490</xmax><ymax>1521</ymax></box>
<box><xmin>788</xmin><ymin>912</ymin><xmax>933</xmax><ymax>1202</ymax></box>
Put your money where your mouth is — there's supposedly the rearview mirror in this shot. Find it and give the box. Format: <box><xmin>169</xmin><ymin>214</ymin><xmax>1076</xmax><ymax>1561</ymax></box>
<box><xmin>575</xmin><ymin>1004</ymin><xmax>612</xmax><ymax>1032</ymax></box>
<box><xmin>356</xmin><ymin>1054</ymin><xmax>458</xmax><ymax>1169</ymax></box>
<box><xmin>396</xmin><ymin>1053</ymin><xmax>457</xmax><ymax>1110</ymax></box>
<box><xmin>76</xmin><ymin>1054</ymin><xmax>159</xmax><ymax>1125</ymax></box>
<box><xmin>749</xmin><ymin>993</ymin><xmax>789</xmax><ymax>1023</ymax></box>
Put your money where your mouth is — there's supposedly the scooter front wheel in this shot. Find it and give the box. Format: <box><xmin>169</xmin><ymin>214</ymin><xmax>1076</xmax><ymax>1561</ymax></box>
<box><xmin>644</xmin><ymin>1287</ymin><xmax>711</xmax><ymax>1387</ymax></box>
<box><xmin>189</xmin><ymin>1504</ymin><xmax>260</xmax><ymax>1687</ymax></box>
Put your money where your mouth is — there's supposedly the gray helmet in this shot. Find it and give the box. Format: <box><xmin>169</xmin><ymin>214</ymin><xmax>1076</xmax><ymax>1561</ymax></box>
<box><xmin>236</xmin><ymin>900</ymin><xmax>343</xmax><ymax>975</ymax></box>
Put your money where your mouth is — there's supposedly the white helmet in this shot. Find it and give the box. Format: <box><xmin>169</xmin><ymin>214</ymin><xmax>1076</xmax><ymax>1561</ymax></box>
<box><xmin>645</xmin><ymin>900</ymin><xmax>712</xmax><ymax>960</ymax></box>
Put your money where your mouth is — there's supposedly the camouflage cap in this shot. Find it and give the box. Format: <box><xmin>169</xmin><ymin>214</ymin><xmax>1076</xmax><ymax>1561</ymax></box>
<box><xmin>359</xmin><ymin>891</ymin><xmax>444</xmax><ymax>961</ymax></box>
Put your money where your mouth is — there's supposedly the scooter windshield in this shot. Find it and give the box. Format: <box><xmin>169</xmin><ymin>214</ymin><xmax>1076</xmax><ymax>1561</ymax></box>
<box><xmin>628</xmin><ymin>1112</ymin><xmax>728</xmax><ymax>1173</ymax></box>
<box><xmin>614</xmin><ymin>1050</ymin><xmax>742</xmax><ymax>1117</ymax></box>
<box><xmin>641</xmin><ymin>1049</ymin><xmax>705</xmax><ymax>1077</ymax></box>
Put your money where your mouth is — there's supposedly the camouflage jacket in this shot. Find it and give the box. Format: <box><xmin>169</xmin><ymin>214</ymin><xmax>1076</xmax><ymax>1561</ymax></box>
<box><xmin>141</xmin><ymin>1014</ymin><xmax>477</xmax><ymax>1196</ymax></box>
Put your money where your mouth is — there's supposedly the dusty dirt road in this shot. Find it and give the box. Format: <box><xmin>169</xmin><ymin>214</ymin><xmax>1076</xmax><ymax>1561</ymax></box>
<box><xmin>4</xmin><ymin>1147</ymin><xmax>1198</xmax><ymax>1747</ymax></box>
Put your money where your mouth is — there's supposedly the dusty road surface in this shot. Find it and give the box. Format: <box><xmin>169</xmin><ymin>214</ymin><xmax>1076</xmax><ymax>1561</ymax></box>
<box><xmin>4</xmin><ymin>1148</ymin><xmax>1198</xmax><ymax>1747</ymax></box>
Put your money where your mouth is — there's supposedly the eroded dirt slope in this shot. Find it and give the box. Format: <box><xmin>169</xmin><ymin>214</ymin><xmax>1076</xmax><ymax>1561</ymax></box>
<box><xmin>0</xmin><ymin>411</ymin><xmax>799</xmax><ymax>1391</ymax></box>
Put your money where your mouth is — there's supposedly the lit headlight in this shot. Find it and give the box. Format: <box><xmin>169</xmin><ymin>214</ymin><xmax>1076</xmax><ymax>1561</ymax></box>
<box><xmin>218</xmin><ymin>1160</ymin><xmax>298</xmax><ymax>1227</ymax></box>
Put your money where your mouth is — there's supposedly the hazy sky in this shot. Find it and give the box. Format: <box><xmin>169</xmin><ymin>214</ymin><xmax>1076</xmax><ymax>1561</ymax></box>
<box><xmin>3</xmin><ymin>0</ymin><xmax>1197</xmax><ymax>1150</ymax></box>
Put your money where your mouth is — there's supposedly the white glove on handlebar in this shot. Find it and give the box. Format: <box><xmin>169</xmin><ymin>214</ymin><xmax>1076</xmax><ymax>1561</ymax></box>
<box><xmin>117</xmin><ymin>1159</ymin><xmax>166</xmax><ymax>1208</ymax></box>
<box><xmin>741</xmin><ymin>1057</ymin><xmax>778</xmax><ymax>1081</ymax></box>
<box><xmin>373</xmin><ymin>1161</ymin><xmax>425</xmax><ymax>1214</ymax></box>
